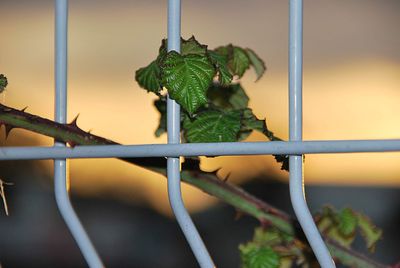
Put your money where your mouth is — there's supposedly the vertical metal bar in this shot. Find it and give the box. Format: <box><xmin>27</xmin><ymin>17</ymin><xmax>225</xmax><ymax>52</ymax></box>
<box><xmin>288</xmin><ymin>1</ymin><xmax>335</xmax><ymax>267</ymax></box>
<box><xmin>54</xmin><ymin>1</ymin><xmax>104</xmax><ymax>267</ymax></box>
<box><xmin>166</xmin><ymin>1</ymin><xmax>215</xmax><ymax>267</ymax></box>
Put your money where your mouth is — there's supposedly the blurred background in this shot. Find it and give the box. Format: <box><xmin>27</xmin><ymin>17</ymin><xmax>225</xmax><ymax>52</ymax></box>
<box><xmin>0</xmin><ymin>0</ymin><xmax>399</xmax><ymax>267</ymax></box>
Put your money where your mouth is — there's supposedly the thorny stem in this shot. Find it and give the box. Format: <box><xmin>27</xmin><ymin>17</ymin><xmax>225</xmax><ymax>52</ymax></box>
<box><xmin>0</xmin><ymin>103</ymin><xmax>390</xmax><ymax>268</ymax></box>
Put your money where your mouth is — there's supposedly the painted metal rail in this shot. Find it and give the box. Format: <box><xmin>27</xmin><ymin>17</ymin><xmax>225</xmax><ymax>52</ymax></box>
<box><xmin>1</xmin><ymin>140</ymin><xmax>400</xmax><ymax>160</ymax></box>
<box><xmin>166</xmin><ymin>0</ymin><xmax>215</xmax><ymax>267</ymax></box>
<box><xmin>54</xmin><ymin>1</ymin><xmax>104</xmax><ymax>267</ymax></box>
<box><xmin>288</xmin><ymin>1</ymin><xmax>335</xmax><ymax>267</ymax></box>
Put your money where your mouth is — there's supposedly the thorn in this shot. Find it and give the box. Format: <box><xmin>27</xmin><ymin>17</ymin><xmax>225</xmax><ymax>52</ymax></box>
<box><xmin>67</xmin><ymin>141</ymin><xmax>76</xmax><ymax>148</ymax></box>
<box><xmin>21</xmin><ymin>106</ymin><xmax>28</xmax><ymax>112</ymax></box>
<box><xmin>223</xmin><ymin>172</ymin><xmax>231</xmax><ymax>182</ymax></box>
<box><xmin>4</xmin><ymin>125</ymin><xmax>14</xmax><ymax>139</ymax></box>
<box><xmin>209</xmin><ymin>167</ymin><xmax>222</xmax><ymax>176</ymax></box>
<box><xmin>260</xmin><ymin>219</ymin><xmax>272</xmax><ymax>229</ymax></box>
<box><xmin>69</xmin><ymin>114</ymin><xmax>80</xmax><ymax>127</ymax></box>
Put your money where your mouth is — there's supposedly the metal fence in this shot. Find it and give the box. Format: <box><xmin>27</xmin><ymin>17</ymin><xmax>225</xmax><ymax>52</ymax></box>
<box><xmin>1</xmin><ymin>0</ymin><xmax>399</xmax><ymax>267</ymax></box>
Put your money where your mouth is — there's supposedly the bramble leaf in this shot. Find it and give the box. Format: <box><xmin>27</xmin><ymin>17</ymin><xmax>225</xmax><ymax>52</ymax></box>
<box><xmin>356</xmin><ymin>213</ymin><xmax>382</xmax><ymax>252</ymax></box>
<box><xmin>338</xmin><ymin>208</ymin><xmax>357</xmax><ymax>237</ymax></box>
<box><xmin>183</xmin><ymin>110</ymin><xmax>241</xmax><ymax>143</ymax></box>
<box><xmin>181</xmin><ymin>36</ymin><xmax>207</xmax><ymax>56</ymax></box>
<box><xmin>316</xmin><ymin>206</ymin><xmax>383</xmax><ymax>251</ymax></box>
<box><xmin>207</xmin><ymin>83</ymin><xmax>249</xmax><ymax>110</ymax></box>
<box><xmin>135</xmin><ymin>60</ymin><xmax>162</xmax><ymax>94</ymax></box>
<box><xmin>240</xmin><ymin>109</ymin><xmax>289</xmax><ymax>171</ymax></box>
<box><xmin>0</xmin><ymin>74</ymin><xmax>8</xmax><ymax>93</ymax></box>
<box><xmin>136</xmin><ymin>36</ymin><xmax>208</xmax><ymax>95</ymax></box>
<box><xmin>216</xmin><ymin>45</ymin><xmax>250</xmax><ymax>78</ymax></box>
<box><xmin>159</xmin><ymin>36</ymin><xmax>207</xmax><ymax>56</ymax></box>
<box><xmin>253</xmin><ymin>228</ymin><xmax>284</xmax><ymax>246</ymax></box>
<box><xmin>229</xmin><ymin>46</ymin><xmax>250</xmax><ymax>78</ymax></box>
<box><xmin>316</xmin><ymin>206</ymin><xmax>356</xmax><ymax>248</ymax></box>
<box><xmin>246</xmin><ymin>48</ymin><xmax>266</xmax><ymax>81</ymax></box>
<box><xmin>160</xmin><ymin>51</ymin><xmax>215</xmax><ymax>114</ymax></box>
<box><xmin>239</xmin><ymin>243</ymin><xmax>280</xmax><ymax>268</ymax></box>
<box><xmin>208</xmin><ymin>50</ymin><xmax>233</xmax><ymax>85</ymax></box>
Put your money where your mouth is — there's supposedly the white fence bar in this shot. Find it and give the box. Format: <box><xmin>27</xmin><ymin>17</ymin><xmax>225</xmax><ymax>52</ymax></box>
<box><xmin>1</xmin><ymin>139</ymin><xmax>400</xmax><ymax>160</ymax></box>
<box><xmin>54</xmin><ymin>1</ymin><xmax>104</xmax><ymax>267</ymax></box>
<box><xmin>288</xmin><ymin>1</ymin><xmax>335</xmax><ymax>267</ymax></box>
<box><xmin>166</xmin><ymin>1</ymin><xmax>215</xmax><ymax>267</ymax></box>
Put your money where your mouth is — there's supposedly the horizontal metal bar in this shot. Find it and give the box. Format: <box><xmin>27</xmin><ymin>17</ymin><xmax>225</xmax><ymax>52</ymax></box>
<box><xmin>0</xmin><ymin>140</ymin><xmax>400</xmax><ymax>160</ymax></box>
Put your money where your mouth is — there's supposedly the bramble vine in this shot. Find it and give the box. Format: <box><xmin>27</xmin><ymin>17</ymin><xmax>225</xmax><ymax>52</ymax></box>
<box><xmin>0</xmin><ymin>36</ymin><xmax>396</xmax><ymax>267</ymax></box>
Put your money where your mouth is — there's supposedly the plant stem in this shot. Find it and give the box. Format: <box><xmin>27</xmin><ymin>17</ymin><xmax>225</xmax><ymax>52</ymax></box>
<box><xmin>0</xmin><ymin>103</ymin><xmax>389</xmax><ymax>267</ymax></box>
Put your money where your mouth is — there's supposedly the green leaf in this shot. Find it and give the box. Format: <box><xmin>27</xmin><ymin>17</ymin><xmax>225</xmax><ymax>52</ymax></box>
<box><xmin>182</xmin><ymin>36</ymin><xmax>208</xmax><ymax>56</ymax></box>
<box><xmin>316</xmin><ymin>206</ymin><xmax>355</xmax><ymax>248</ymax></box>
<box><xmin>183</xmin><ymin>110</ymin><xmax>242</xmax><ymax>142</ymax></box>
<box><xmin>135</xmin><ymin>60</ymin><xmax>162</xmax><ymax>94</ymax></box>
<box><xmin>216</xmin><ymin>45</ymin><xmax>250</xmax><ymax>78</ymax></box>
<box><xmin>338</xmin><ymin>208</ymin><xmax>357</xmax><ymax>237</ymax></box>
<box><xmin>218</xmin><ymin>45</ymin><xmax>250</xmax><ymax>78</ymax></box>
<box><xmin>246</xmin><ymin>48</ymin><xmax>266</xmax><ymax>81</ymax></box>
<box><xmin>207</xmin><ymin>83</ymin><xmax>249</xmax><ymax>110</ymax></box>
<box><xmin>208</xmin><ymin>50</ymin><xmax>233</xmax><ymax>85</ymax></box>
<box><xmin>241</xmin><ymin>109</ymin><xmax>289</xmax><ymax>170</ymax></box>
<box><xmin>239</xmin><ymin>109</ymin><xmax>289</xmax><ymax>171</ymax></box>
<box><xmin>253</xmin><ymin>228</ymin><xmax>283</xmax><ymax>246</ymax></box>
<box><xmin>240</xmin><ymin>109</ymin><xmax>265</xmax><ymax>134</ymax></box>
<box><xmin>316</xmin><ymin>206</ymin><xmax>384</xmax><ymax>250</ymax></box>
<box><xmin>356</xmin><ymin>213</ymin><xmax>382</xmax><ymax>252</ymax></box>
<box><xmin>230</xmin><ymin>46</ymin><xmax>250</xmax><ymax>78</ymax></box>
<box><xmin>327</xmin><ymin>227</ymin><xmax>356</xmax><ymax>248</ymax></box>
<box><xmin>160</xmin><ymin>51</ymin><xmax>216</xmax><ymax>114</ymax></box>
<box><xmin>159</xmin><ymin>36</ymin><xmax>207</xmax><ymax>57</ymax></box>
<box><xmin>154</xmin><ymin>97</ymin><xmax>167</xmax><ymax>137</ymax></box>
<box><xmin>0</xmin><ymin>74</ymin><xmax>8</xmax><ymax>93</ymax></box>
<box><xmin>240</xmin><ymin>243</ymin><xmax>280</xmax><ymax>268</ymax></box>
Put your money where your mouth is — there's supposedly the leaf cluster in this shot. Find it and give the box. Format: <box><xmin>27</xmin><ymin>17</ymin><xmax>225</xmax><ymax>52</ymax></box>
<box><xmin>239</xmin><ymin>227</ymin><xmax>310</xmax><ymax>268</ymax></box>
<box><xmin>135</xmin><ymin>36</ymin><xmax>288</xmax><ymax>170</ymax></box>
<box><xmin>315</xmin><ymin>206</ymin><xmax>383</xmax><ymax>252</ymax></box>
<box><xmin>240</xmin><ymin>206</ymin><xmax>383</xmax><ymax>268</ymax></box>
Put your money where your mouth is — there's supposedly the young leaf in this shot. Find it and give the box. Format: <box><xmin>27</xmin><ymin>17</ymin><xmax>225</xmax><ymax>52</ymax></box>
<box><xmin>246</xmin><ymin>48</ymin><xmax>266</xmax><ymax>81</ymax></box>
<box><xmin>316</xmin><ymin>206</ymin><xmax>355</xmax><ymax>248</ymax></box>
<box><xmin>160</xmin><ymin>51</ymin><xmax>216</xmax><ymax>114</ymax></box>
<box><xmin>158</xmin><ymin>36</ymin><xmax>207</xmax><ymax>56</ymax></box>
<box><xmin>338</xmin><ymin>208</ymin><xmax>357</xmax><ymax>237</ymax></box>
<box><xmin>207</xmin><ymin>83</ymin><xmax>249</xmax><ymax>110</ymax></box>
<box><xmin>216</xmin><ymin>45</ymin><xmax>250</xmax><ymax>78</ymax></box>
<box><xmin>208</xmin><ymin>50</ymin><xmax>233</xmax><ymax>85</ymax></box>
<box><xmin>183</xmin><ymin>110</ymin><xmax>242</xmax><ymax>143</ymax></box>
<box><xmin>239</xmin><ymin>243</ymin><xmax>280</xmax><ymax>268</ymax></box>
<box><xmin>0</xmin><ymin>74</ymin><xmax>8</xmax><ymax>93</ymax></box>
<box><xmin>181</xmin><ymin>36</ymin><xmax>207</xmax><ymax>56</ymax></box>
<box><xmin>252</xmin><ymin>228</ymin><xmax>284</xmax><ymax>246</ymax></box>
<box><xmin>230</xmin><ymin>46</ymin><xmax>250</xmax><ymax>78</ymax></box>
<box><xmin>240</xmin><ymin>109</ymin><xmax>289</xmax><ymax>171</ymax></box>
<box><xmin>356</xmin><ymin>212</ymin><xmax>383</xmax><ymax>252</ymax></box>
<box><xmin>135</xmin><ymin>60</ymin><xmax>162</xmax><ymax>94</ymax></box>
